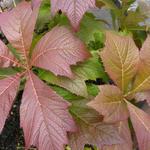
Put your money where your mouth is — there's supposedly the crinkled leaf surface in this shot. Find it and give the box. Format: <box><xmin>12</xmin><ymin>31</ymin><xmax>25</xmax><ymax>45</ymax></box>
<box><xmin>20</xmin><ymin>71</ymin><xmax>76</xmax><ymax>150</ymax></box>
<box><xmin>103</xmin><ymin>121</ymin><xmax>133</xmax><ymax>150</ymax></box>
<box><xmin>0</xmin><ymin>74</ymin><xmax>20</xmax><ymax>132</ymax></box>
<box><xmin>32</xmin><ymin>26</ymin><xmax>90</xmax><ymax>78</ymax></box>
<box><xmin>101</xmin><ymin>31</ymin><xmax>139</xmax><ymax>93</ymax></box>
<box><xmin>0</xmin><ymin>1</ymin><xmax>38</xmax><ymax>61</ymax></box>
<box><xmin>88</xmin><ymin>85</ymin><xmax>129</xmax><ymax>123</ymax></box>
<box><xmin>132</xmin><ymin>35</ymin><xmax>150</xmax><ymax>93</ymax></box>
<box><xmin>51</xmin><ymin>0</ymin><xmax>95</xmax><ymax>30</ymax></box>
<box><xmin>69</xmin><ymin>99</ymin><xmax>123</xmax><ymax>150</ymax></box>
<box><xmin>127</xmin><ymin>101</ymin><xmax>150</xmax><ymax>150</ymax></box>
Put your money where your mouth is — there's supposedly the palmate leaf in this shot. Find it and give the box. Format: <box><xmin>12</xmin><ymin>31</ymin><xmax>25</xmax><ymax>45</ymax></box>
<box><xmin>0</xmin><ymin>74</ymin><xmax>20</xmax><ymax>132</ymax></box>
<box><xmin>31</xmin><ymin>26</ymin><xmax>90</xmax><ymax>78</ymax></box>
<box><xmin>100</xmin><ymin>31</ymin><xmax>139</xmax><ymax>93</ymax></box>
<box><xmin>127</xmin><ymin>101</ymin><xmax>150</xmax><ymax>150</ymax></box>
<box><xmin>51</xmin><ymin>0</ymin><xmax>95</xmax><ymax>30</ymax></box>
<box><xmin>88</xmin><ymin>85</ymin><xmax>129</xmax><ymax>123</ymax></box>
<box><xmin>69</xmin><ymin>99</ymin><xmax>123</xmax><ymax>150</ymax></box>
<box><xmin>0</xmin><ymin>1</ymin><xmax>38</xmax><ymax>62</ymax></box>
<box><xmin>88</xmin><ymin>31</ymin><xmax>150</xmax><ymax>150</ymax></box>
<box><xmin>0</xmin><ymin>1</ymin><xmax>91</xmax><ymax>150</ymax></box>
<box><xmin>20</xmin><ymin>71</ymin><xmax>76</xmax><ymax>150</ymax></box>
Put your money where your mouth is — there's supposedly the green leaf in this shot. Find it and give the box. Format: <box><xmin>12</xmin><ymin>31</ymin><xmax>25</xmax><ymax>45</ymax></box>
<box><xmin>77</xmin><ymin>13</ymin><xmax>103</xmax><ymax>44</ymax></box>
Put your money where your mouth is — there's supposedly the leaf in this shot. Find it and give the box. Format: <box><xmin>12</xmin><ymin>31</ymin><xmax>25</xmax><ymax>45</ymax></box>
<box><xmin>126</xmin><ymin>101</ymin><xmax>150</xmax><ymax>150</ymax></box>
<box><xmin>31</xmin><ymin>26</ymin><xmax>90</xmax><ymax>78</ymax></box>
<box><xmin>101</xmin><ymin>31</ymin><xmax>139</xmax><ymax>93</ymax></box>
<box><xmin>103</xmin><ymin>121</ymin><xmax>133</xmax><ymax>150</ymax></box>
<box><xmin>0</xmin><ymin>1</ymin><xmax>38</xmax><ymax>62</ymax></box>
<box><xmin>20</xmin><ymin>71</ymin><xmax>76</xmax><ymax>150</ymax></box>
<box><xmin>88</xmin><ymin>85</ymin><xmax>129</xmax><ymax>123</ymax></box>
<box><xmin>0</xmin><ymin>40</ymin><xmax>17</xmax><ymax>67</ymax></box>
<box><xmin>0</xmin><ymin>74</ymin><xmax>20</xmax><ymax>132</ymax></box>
<box><xmin>132</xmin><ymin>35</ymin><xmax>150</xmax><ymax>93</ymax></box>
<box><xmin>69</xmin><ymin>99</ymin><xmax>123</xmax><ymax>150</ymax></box>
<box><xmin>37</xmin><ymin>68</ymin><xmax>88</xmax><ymax>97</ymax></box>
<box><xmin>51</xmin><ymin>0</ymin><xmax>95</xmax><ymax>30</ymax></box>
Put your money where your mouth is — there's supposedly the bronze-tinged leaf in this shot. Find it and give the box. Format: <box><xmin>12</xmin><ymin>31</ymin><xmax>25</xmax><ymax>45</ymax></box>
<box><xmin>101</xmin><ymin>32</ymin><xmax>139</xmax><ymax>93</ymax></box>
<box><xmin>31</xmin><ymin>26</ymin><xmax>90</xmax><ymax>78</ymax></box>
<box><xmin>69</xmin><ymin>123</ymin><xmax>123</xmax><ymax>150</ymax></box>
<box><xmin>0</xmin><ymin>74</ymin><xmax>20</xmax><ymax>132</ymax></box>
<box><xmin>87</xmin><ymin>85</ymin><xmax>129</xmax><ymax>123</ymax></box>
<box><xmin>127</xmin><ymin>101</ymin><xmax>150</xmax><ymax>150</ymax></box>
<box><xmin>69</xmin><ymin>99</ymin><xmax>123</xmax><ymax>150</ymax></box>
<box><xmin>20</xmin><ymin>71</ymin><xmax>76</xmax><ymax>150</ymax></box>
<box><xmin>51</xmin><ymin>0</ymin><xmax>95</xmax><ymax>30</ymax></box>
<box><xmin>0</xmin><ymin>40</ymin><xmax>17</xmax><ymax>67</ymax></box>
<box><xmin>132</xmin><ymin>36</ymin><xmax>150</xmax><ymax>93</ymax></box>
<box><xmin>0</xmin><ymin>1</ymin><xmax>38</xmax><ymax>62</ymax></box>
<box><xmin>103</xmin><ymin>121</ymin><xmax>133</xmax><ymax>150</ymax></box>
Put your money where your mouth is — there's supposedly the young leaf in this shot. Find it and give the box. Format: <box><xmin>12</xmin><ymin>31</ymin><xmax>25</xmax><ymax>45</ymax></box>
<box><xmin>51</xmin><ymin>0</ymin><xmax>95</xmax><ymax>30</ymax></box>
<box><xmin>31</xmin><ymin>26</ymin><xmax>90</xmax><ymax>78</ymax></box>
<box><xmin>0</xmin><ymin>74</ymin><xmax>20</xmax><ymax>132</ymax></box>
<box><xmin>69</xmin><ymin>99</ymin><xmax>123</xmax><ymax>150</ymax></box>
<box><xmin>20</xmin><ymin>71</ymin><xmax>76</xmax><ymax>150</ymax></box>
<box><xmin>126</xmin><ymin>101</ymin><xmax>150</xmax><ymax>150</ymax></box>
<box><xmin>101</xmin><ymin>31</ymin><xmax>139</xmax><ymax>93</ymax></box>
<box><xmin>0</xmin><ymin>40</ymin><xmax>16</xmax><ymax>67</ymax></box>
<box><xmin>0</xmin><ymin>1</ymin><xmax>38</xmax><ymax>62</ymax></box>
<box><xmin>132</xmin><ymin>35</ymin><xmax>150</xmax><ymax>93</ymax></box>
<box><xmin>88</xmin><ymin>85</ymin><xmax>129</xmax><ymax>123</ymax></box>
<box><xmin>103</xmin><ymin>121</ymin><xmax>133</xmax><ymax>150</ymax></box>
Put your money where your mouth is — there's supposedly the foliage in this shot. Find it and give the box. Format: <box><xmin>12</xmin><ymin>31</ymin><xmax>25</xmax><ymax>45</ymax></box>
<box><xmin>0</xmin><ymin>0</ymin><xmax>150</xmax><ymax>150</ymax></box>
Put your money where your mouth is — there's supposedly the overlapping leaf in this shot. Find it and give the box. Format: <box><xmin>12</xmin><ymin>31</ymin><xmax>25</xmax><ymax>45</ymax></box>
<box><xmin>88</xmin><ymin>85</ymin><xmax>129</xmax><ymax>123</ymax></box>
<box><xmin>100</xmin><ymin>31</ymin><xmax>139</xmax><ymax>93</ymax></box>
<box><xmin>0</xmin><ymin>1</ymin><xmax>38</xmax><ymax>62</ymax></box>
<box><xmin>20</xmin><ymin>72</ymin><xmax>76</xmax><ymax>150</ymax></box>
<box><xmin>51</xmin><ymin>0</ymin><xmax>95</xmax><ymax>30</ymax></box>
<box><xmin>0</xmin><ymin>74</ymin><xmax>20</xmax><ymax>132</ymax></box>
<box><xmin>127</xmin><ymin>101</ymin><xmax>150</xmax><ymax>150</ymax></box>
<box><xmin>69</xmin><ymin>99</ymin><xmax>123</xmax><ymax>150</ymax></box>
<box><xmin>103</xmin><ymin>121</ymin><xmax>133</xmax><ymax>150</ymax></box>
<box><xmin>132</xmin><ymin>35</ymin><xmax>150</xmax><ymax>93</ymax></box>
<box><xmin>31</xmin><ymin>26</ymin><xmax>90</xmax><ymax>78</ymax></box>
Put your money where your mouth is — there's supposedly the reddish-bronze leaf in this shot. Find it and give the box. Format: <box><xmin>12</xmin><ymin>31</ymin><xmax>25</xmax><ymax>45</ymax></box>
<box><xmin>31</xmin><ymin>26</ymin><xmax>90</xmax><ymax>78</ymax></box>
<box><xmin>20</xmin><ymin>71</ymin><xmax>76</xmax><ymax>150</ymax></box>
<box><xmin>69</xmin><ymin>99</ymin><xmax>123</xmax><ymax>150</ymax></box>
<box><xmin>0</xmin><ymin>74</ymin><xmax>20</xmax><ymax>132</ymax></box>
<box><xmin>51</xmin><ymin>0</ymin><xmax>95</xmax><ymax>30</ymax></box>
<box><xmin>0</xmin><ymin>1</ymin><xmax>38</xmax><ymax>62</ymax></box>
<box><xmin>127</xmin><ymin>101</ymin><xmax>150</xmax><ymax>150</ymax></box>
<box><xmin>132</xmin><ymin>35</ymin><xmax>150</xmax><ymax>93</ymax></box>
<box><xmin>103</xmin><ymin>121</ymin><xmax>133</xmax><ymax>150</ymax></box>
<box><xmin>69</xmin><ymin>122</ymin><xmax>123</xmax><ymax>150</ymax></box>
<box><xmin>101</xmin><ymin>32</ymin><xmax>139</xmax><ymax>93</ymax></box>
<box><xmin>88</xmin><ymin>85</ymin><xmax>129</xmax><ymax>123</ymax></box>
